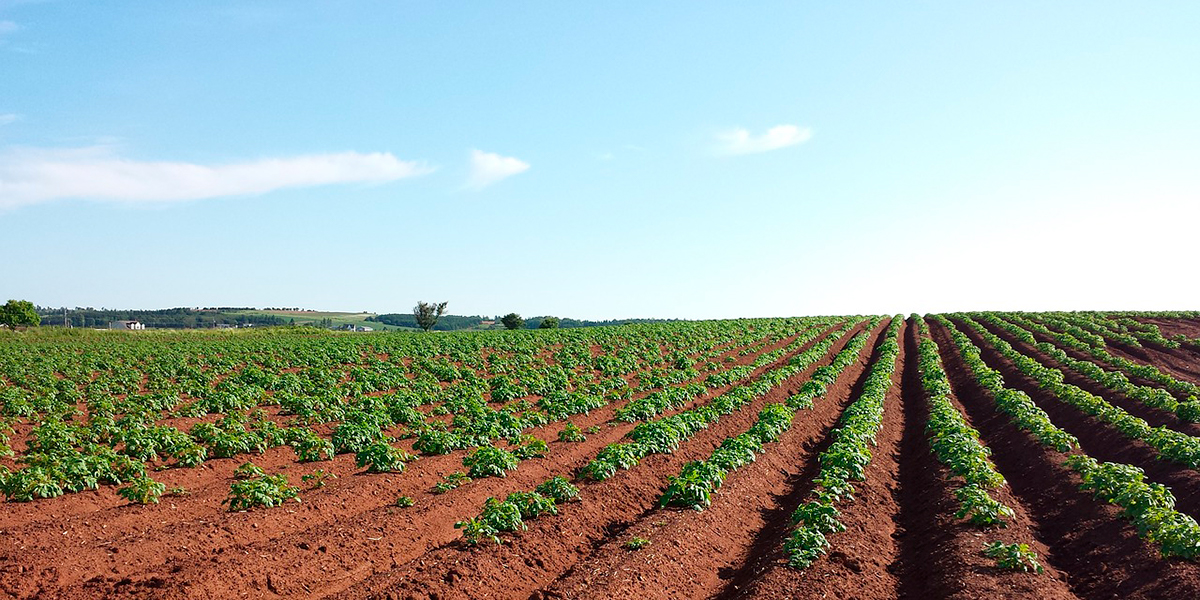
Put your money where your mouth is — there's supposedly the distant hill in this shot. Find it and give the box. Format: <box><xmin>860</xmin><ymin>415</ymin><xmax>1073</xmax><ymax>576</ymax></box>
<box><xmin>35</xmin><ymin>307</ymin><xmax>408</xmax><ymax>330</ymax></box>
<box><xmin>367</xmin><ymin>314</ymin><xmax>678</xmax><ymax>330</ymax></box>
<box><xmin>35</xmin><ymin>306</ymin><xmax>678</xmax><ymax>330</ymax></box>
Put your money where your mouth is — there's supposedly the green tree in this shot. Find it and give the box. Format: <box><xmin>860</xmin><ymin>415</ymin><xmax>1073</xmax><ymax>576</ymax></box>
<box><xmin>539</xmin><ymin>316</ymin><xmax>560</xmax><ymax>329</ymax></box>
<box><xmin>0</xmin><ymin>300</ymin><xmax>39</xmax><ymax>328</ymax></box>
<box><xmin>414</xmin><ymin>301</ymin><xmax>448</xmax><ymax>332</ymax></box>
<box><xmin>501</xmin><ymin>313</ymin><xmax>525</xmax><ymax>330</ymax></box>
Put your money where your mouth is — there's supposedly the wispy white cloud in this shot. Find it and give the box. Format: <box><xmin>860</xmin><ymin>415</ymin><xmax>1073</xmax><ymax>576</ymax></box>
<box><xmin>465</xmin><ymin>149</ymin><xmax>529</xmax><ymax>190</ymax></box>
<box><xmin>0</xmin><ymin>146</ymin><xmax>433</xmax><ymax>210</ymax></box>
<box><xmin>0</xmin><ymin>113</ymin><xmax>17</xmax><ymax>126</ymax></box>
<box><xmin>0</xmin><ymin>20</ymin><xmax>17</xmax><ymax>35</ymax></box>
<box><xmin>714</xmin><ymin>124</ymin><xmax>812</xmax><ymax>156</ymax></box>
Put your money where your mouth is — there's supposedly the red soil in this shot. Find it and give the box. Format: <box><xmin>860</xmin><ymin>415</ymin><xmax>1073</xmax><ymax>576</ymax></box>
<box><xmin>1</xmin><ymin>326</ymin><xmax>819</xmax><ymax>600</ymax></box>
<box><xmin>957</xmin><ymin>318</ymin><xmax>1200</xmax><ymax>519</ymax></box>
<box><xmin>885</xmin><ymin>321</ymin><xmax>1076</xmax><ymax>600</ymax></box>
<box><xmin>932</xmin><ymin>319</ymin><xmax>1200</xmax><ymax>600</ymax></box>
<box><xmin>530</xmin><ymin>321</ymin><xmax>884</xmax><ymax>600</ymax></box>
<box><xmin>4</xmin><ymin>319</ymin><xmax>1200</xmax><ymax>600</ymax></box>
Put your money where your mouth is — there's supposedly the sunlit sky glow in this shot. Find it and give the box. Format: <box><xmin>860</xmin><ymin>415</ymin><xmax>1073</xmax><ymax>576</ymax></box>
<box><xmin>2</xmin><ymin>2</ymin><xmax>1198</xmax><ymax>319</ymax></box>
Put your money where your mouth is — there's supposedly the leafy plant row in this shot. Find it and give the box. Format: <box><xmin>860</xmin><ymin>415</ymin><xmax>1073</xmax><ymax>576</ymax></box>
<box><xmin>1013</xmin><ymin>313</ymin><xmax>1200</xmax><ymax>408</ymax></box>
<box><xmin>396</xmin><ymin>321</ymin><xmax>808</xmax><ymax>457</ymax></box>
<box><xmin>449</xmin><ymin>323</ymin><xmax>832</xmax><ymax>543</ymax></box>
<box><xmin>577</xmin><ymin>322</ymin><xmax>856</xmax><ymax>483</ymax></box>
<box><xmin>454</xmin><ymin>475</ymin><xmax>581</xmax><ymax>544</ymax></box>
<box><xmin>413</xmin><ymin>326</ymin><xmax>832</xmax><ymax>497</ymax></box>
<box><xmin>783</xmin><ymin>316</ymin><xmax>903</xmax><ymax>569</ymax></box>
<box><xmin>913</xmin><ymin>317</ymin><xmax>1013</xmax><ymax>527</ymax></box>
<box><xmin>929</xmin><ymin>315</ymin><xmax>1078</xmax><ymax>452</ymax></box>
<box><xmin>984</xmin><ymin>314</ymin><xmax>1200</xmax><ymax>422</ymax></box>
<box><xmin>430</xmin><ymin>322</ymin><xmax>837</xmax><ymax>503</ymax></box>
<box><xmin>0</xmin><ymin>319</ymin><xmax>820</xmax><ymax>502</ymax></box>
<box><xmin>934</xmin><ymin>315</ymin><xmax>1200</xmax><ymax>560</ymax></box>
<box><xmin>1055</xmin><ymin>313</ymin><xmax>1146</xmax><ymax>348</ymax></box>
<box><xmin>954</xmin><ymin>316</ymin><xmax>1200</xmax><ymax>469</ymax></box>
<box><xmin>1056</xmin><ymin>312</ymin><xmax>1182</xmax><ymax>350</ymax></box>
<box><xmin>658</xmin><ymin>322</ymin><xmax>872</xmax><ymax>511</ymax></box>
<box><xmin>1066</xmin><ymin>455</ymin><xmax>1200</xmax><ymax>558</ymax></box>
<box><xmin>1099</xmin><ymin>315</ymin><xmax>1181</xmax><ymax>349</ymax></box>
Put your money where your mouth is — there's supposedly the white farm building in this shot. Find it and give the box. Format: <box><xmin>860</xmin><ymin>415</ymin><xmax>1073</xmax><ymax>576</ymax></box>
<box><xmin>108</xmin><ymin>320</ymin><xmax>146</xmax><ymax>330</ymax></box>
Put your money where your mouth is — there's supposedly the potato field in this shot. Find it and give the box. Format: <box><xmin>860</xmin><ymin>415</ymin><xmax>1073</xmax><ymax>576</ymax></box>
<box><xmin>3</xmin><ymin>312</ymin><xmax>1200</xmax><ymax>599</ymax></box>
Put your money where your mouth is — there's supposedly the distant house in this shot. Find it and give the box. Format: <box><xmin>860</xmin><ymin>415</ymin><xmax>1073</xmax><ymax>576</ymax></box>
<box><xmin>480</xmin><ymin>320</ymin><xmax>496</xmax><ymax>326</ymax></box>
<box><xmin>215</xmin><ymin>323</ymin><xmax>236</xmax><ymax>329</ymax></box>
<box><xmin>357</xmin><ymin>326</ymin><xmax>374</xmax><ymax>332</ymax></box>
<box><xmin>108</xmin><ymin>320</ymin><xmax>145</xmax><ymax>330</ymax></box>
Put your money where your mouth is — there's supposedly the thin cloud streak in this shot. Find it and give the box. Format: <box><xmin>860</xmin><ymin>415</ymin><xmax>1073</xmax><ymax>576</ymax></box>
<box><xmin>715</xmin><ymin>124</ymin><xmax>812</xmax><ymax>155</ymax></box>
<box><xmin>465</xmin><ymin>149</ymin><xmax>529</xmax><ymax>190</ymax></box>
<box><xmin>0</xmin><ymin>146</ymin><xmax>433</xmax><ymax>209</ymax></box>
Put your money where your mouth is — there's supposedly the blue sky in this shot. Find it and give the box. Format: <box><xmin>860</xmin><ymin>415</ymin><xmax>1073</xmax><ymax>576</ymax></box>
<box><xmin>2</xmin><ymin>1</ymin><xmax>1198</xmax><ymax>319</ymax></box>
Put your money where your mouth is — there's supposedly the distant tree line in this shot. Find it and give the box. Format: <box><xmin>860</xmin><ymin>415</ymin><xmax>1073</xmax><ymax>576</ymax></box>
<box><xmin>366</xmin><ymin>313</ymin><xmax>487</xmax><ymax>331</ymax></box>
<box><xmin>368</xmin><ymin>312</ymin><xmax>677</xmax><ymax>331</ymax></box>
<box><xmin>524</xmin><ymin>316</ymin><xmax>678</xmax><ymax>329</ymax></box>
<box><xmin>31</xmin><ymin>305</ymin><xmax>681</xmax><ymax>331</ymax></box>
<box><xmin>35</xmin><ymin>307</ymin><xmax>287</xmax><ymax>329</ymax></box>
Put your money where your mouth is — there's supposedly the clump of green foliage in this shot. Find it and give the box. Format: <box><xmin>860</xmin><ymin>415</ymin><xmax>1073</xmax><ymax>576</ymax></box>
<box><xmin>233</xmin><ymin>461</ymin><xmax>266</xmax><ymax>480</ymax></box>
<box><xmin>983</xmin><ymin>541</ymin><xmax>1043</xmax><ymax>573</ymax></box>
<box><xmin>433</xmin><ymin>471</ymin><xmax>472</xmax><ymax>494</ymax></box>
<box><xmin>535</xmin><ymin>476</ymin><xmax>580</xmax><ymax>503</ymax></box>
<box><xmin>955</xmin><ymin>484</ymin><xmax>1016</xmax><ymax>526</ymax></box>
<box><xmin>463</xmin><ymin>445</ymin><xmax>519</xmax><ymax>478</ymax></box>
<box><xmin>225</xmin><ymin>473</ymin><xmax>299</xmax><ymax>511</ymax></box>
<box><xmin>558</xmin><ymin>423</ymin><xmax>586</xmax><ymax>442</ymax></box>
<box><xmin>355</xmin><ymin>441</ymin><xmax>413</xmax><ymax>473</ymax></box>
<box><xmin>455</xmin><ymin>497</ymin><xmax>526</xmax><ymax>545</ymax></box>
<box><xmin>510</xmin><ymin>435</ymin><xmax>549</xmax><ymax>460</ymax></box>
<box><xmin>302</xmin><ymin>469</ymin><xmax>336</xmax><ymax>489</ymax></box>
<box><xmin>506</xmin><ymin>491</ymin><xmax>558</xmax><ymax>519</ymax></box>
<box><xmin>118</xmin><ymin>476</ymin><xmax>166</xmax><ymax>504</ymax></box>
<box><xmin>289</xmin><ymin>429</ymin><xmax>335</xmax><ymax>463</ymax></box>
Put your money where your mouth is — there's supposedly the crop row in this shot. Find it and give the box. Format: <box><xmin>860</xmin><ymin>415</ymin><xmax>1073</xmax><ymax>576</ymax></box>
<box><xmin>451</xmin><ymin>320</ymin><xmax>863</xmax><ymax>543</ymax></box>
<box><xmin>987</xmin><ymin>314</ymin><xmax>1200</xmax><ymax>421</ymax></box>
<box><xmin>952</xmin><ymin>315</ymin><xmax>1200</xmax><ymax>469</ymax></box>
<box><xmin>913</xmin><ymin>316</ymin><xmax>1013</xmax><ymax>527</ymax></box>
<box><xmin>0</xmin><ymin>319</ymin><xmax>822</xmax><ymax>503</ymax></box>
<box><xmin>1018</xmin><ymin>313</ymin><xmax>1200</xmax><ymax>403</ymax></box>
<box><xmin>419</xmin><ymin>323</ymin><xmax>842</xmax><ymax>497</ymax></box>
<box><xmin>1052</xmin><ymin>312</ymin><xmax>1184</xmax><ymax>350</ymax></box>
<box><xmin>935</xmin><ymin>316</ymin><xmax>1200</xmax><ymax>559</ymax></box>
<box><xmin>579</xmin><ymin>322</ymin><xmax>850</xmax><ymax>482</ymax></box>
<box><xmin>783</xmin><ymin>316</ymin><xmax>902</xmax><ymax>568</ymax></box>
<box><xmin>1099</xmin><ymin>315</ymin><xmax>1183</xmax><ymax>348</ymax></box>
<box><xmin>658</xmin><ymin>321</ymin><xmax>874</xmax><ymax>511</ymax></box>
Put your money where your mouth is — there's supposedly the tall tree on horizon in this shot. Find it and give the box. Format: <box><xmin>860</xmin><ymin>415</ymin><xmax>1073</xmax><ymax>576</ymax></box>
<box><xmin>0</xmin><ymin>299</ymin><xmax>40</xmax><ymax>328</ymax></box>
<box><xmin>413</xmin><ymin>301</ymin><xmax>448</xmax><ymax>332</ymax></box>
<box><xmin>501</xmin><ymin>313</ymin><xmax>524</xmax><ymax>330</ymax></box>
